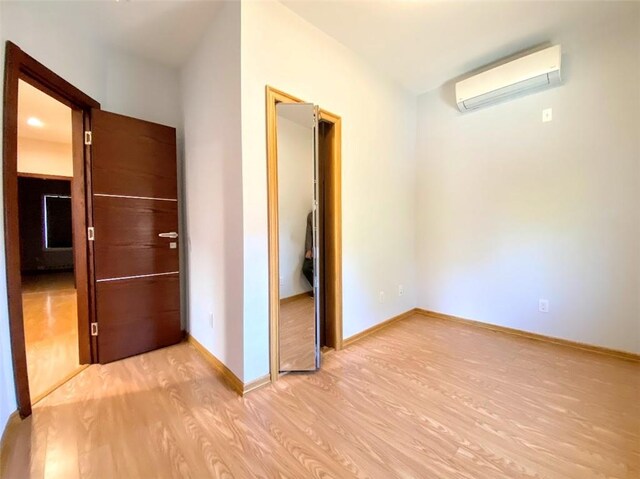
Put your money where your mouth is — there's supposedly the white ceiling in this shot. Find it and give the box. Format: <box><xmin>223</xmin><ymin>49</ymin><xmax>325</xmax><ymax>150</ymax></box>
<box><xmin>9</xmin><ymin>1</ymin><xmax>636</xmax><ymax>94</ymax></box>
<box><xmin>13</xmin><ymin>0</ymin><xmax>224</xmax><ymax>68</ymax></box>
<box><xmin>282</xmin><ymin>1</ymin><xmax>639</xmax><ymax>94</ymax></box>
<box><xmin>18</xmin><ymin>80</ymin><xmax>72</xmax><ymax>144</ymax></box>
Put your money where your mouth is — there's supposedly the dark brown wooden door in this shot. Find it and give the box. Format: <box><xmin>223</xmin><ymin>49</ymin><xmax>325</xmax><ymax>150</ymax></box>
<box><xmin>91</xmin><ymin>109</ymin><xmax>181</xmax><ymax>364</ymax></box>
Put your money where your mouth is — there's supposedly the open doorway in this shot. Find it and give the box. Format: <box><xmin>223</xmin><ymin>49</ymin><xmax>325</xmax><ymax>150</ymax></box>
<box><xmin>5</xmin><ymin>42</ymin><xmax>183</xmax><ymax>416</ymax></box>
<box><xmin>5</xmin><ymin>42</ymin><xmax>183</xmax><ymax>417</ymax></box>
<box><xmin>3</xmin><ymin>42</ymin><xmax>99</xmax><ymax>417</ymax></box>
<box><xmin>16</xmin><ymin>80</ymin><xmax>84</xmax><ymax>402</ymax></box>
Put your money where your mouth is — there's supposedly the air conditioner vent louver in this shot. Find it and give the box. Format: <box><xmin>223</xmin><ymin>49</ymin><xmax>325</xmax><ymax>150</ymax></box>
<box><xmin>456</xmin><ymin>45</ymin><xmax>562</xmax><ymax>112</ymax></box>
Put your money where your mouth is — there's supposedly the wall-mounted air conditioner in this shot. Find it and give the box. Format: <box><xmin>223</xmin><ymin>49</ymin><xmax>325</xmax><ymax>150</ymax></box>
<box><xmin>456</xmin><ymin>45</ymin><xmax>562</xmax><ymax>112</ymax></box>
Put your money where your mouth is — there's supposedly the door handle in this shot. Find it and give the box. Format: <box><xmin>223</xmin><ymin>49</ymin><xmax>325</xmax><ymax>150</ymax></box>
<box><xmin>158</xmin><ymin>232</ymin><xmax>178</xmax><ymax>239</ymax></box>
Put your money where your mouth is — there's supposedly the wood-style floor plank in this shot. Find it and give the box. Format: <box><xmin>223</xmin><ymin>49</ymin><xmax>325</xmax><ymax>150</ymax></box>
<box><xmin>1</xmin><ymin>313</ymin><xmax>638</xmax><ymax>478</ymax></box>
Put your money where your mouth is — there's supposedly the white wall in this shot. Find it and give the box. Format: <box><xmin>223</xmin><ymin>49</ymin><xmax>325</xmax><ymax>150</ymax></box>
<box><xmin>241</xmin><ymin>1</ymin><xmax>417</xmax><ymax>381</ymax></box>
<box><xmin>17</xmin><ymin>138</ymin><xmax>73</xmax><ymax>177</ymax></box>
<box><xmin>0</xmin><ymin>1</ymin><xmax>183</xmax><ymax>425</ymax></box>
<box><xmin>104</xmin><ymin>52</ymin><xmax>182</xmax><ymax>129</ymax></box>
<box><xmin>1</xmin><ymin>2</ymin><xmax>182</xmax><ymax>129</ymax></box>
<box><xmin>277</xmin><ymin>116</ymin><xmax>314</xmax><ymax>299</ymax></box>
<box><xmin>181</xmin><ymin>2</ymin><xmax>244</xmax><ymax>378</ymax></box>
<box><xmin>416</xmin><ymin>14</ymin><xmax>640</xmax><ymax>353</ymax></box>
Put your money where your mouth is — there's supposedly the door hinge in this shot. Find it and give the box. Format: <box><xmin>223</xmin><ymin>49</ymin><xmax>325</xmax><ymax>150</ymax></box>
<box><xmin>91</xmin><ymin>322</ymin><xmax>98</xmax><ymax>336</ymax></box>
<box><xmin>87</xmin><ymin>226</ymin><xmax>95</xmax><ymax>241</ymax></box>
<box><xmin>84</xmin><ymin>131</ymin><xmax>92</xmax><ymax>145</ymax></box>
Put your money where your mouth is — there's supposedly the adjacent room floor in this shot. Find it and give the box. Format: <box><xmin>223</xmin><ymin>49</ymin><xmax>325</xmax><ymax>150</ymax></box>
<box><xmin>1</xmin><ymin>312</ymin><xmax>638</xmax><ymax>478</ymax></box>
<box><xmin>21</xmin><ymin>272</ymin><xmax>81</xmax><ymax>401</ymax></box>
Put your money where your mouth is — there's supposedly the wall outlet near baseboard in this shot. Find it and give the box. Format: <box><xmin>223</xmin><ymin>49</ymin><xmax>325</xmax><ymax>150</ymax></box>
<box><xmin>539</xmin><ymin>299</ymin><xmax>549</xmax><ymax>313</ymax></box>
<box><xmin>398</xmin><ymin>285</ymin><xmax>404</xmax><ymax>296</ymax></box>
<box><xmin>209</xmin><ymin>311</ymin><xmax>214</xmax><ymax>327</ymax></box>
<box><xmin>379</xmin><ymin>291</ymin><xmax>385</xmax><ymax>303</ymax></box>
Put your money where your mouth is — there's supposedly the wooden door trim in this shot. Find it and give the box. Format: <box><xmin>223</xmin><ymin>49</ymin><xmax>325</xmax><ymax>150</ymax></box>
<box><xmin>318</xmin><ymin>109</ymin><xmax>343</xmax><ymax>353</ymax></box>
<box><xmin>265</xmin><ymin>86</ymin><xmax>343</xmax><ymax>384</ymax></box>
<box><xmin>3</xmin><ymin>41</ymin><xmax>100</xmax><ymax>417</ymax></box>
<box><xmin>83</xmin><ymin>110</ymin><xmax>99</xmax><ymax>361</ymax></box>
<box><xmin>17</xmin><ymin>172</ymin><xmax>73</xmax><ymax>181</ymax></box>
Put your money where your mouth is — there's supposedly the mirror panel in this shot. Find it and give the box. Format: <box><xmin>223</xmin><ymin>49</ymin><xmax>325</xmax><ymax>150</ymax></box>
<box><xmin>276</xmin><ymin>102</ymin><xmax>318</xmax><ymax>372</ymax></box>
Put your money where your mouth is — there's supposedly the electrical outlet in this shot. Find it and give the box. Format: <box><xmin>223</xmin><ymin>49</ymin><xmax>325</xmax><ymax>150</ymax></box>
<box><xmin>398</xmin><ymin>285</ymin><xmax>404</xmax><ymax>296</ymax></box>
<box><xmin>279</xmin><ymin>276</ymin><xmax>283</xmax><ymax>288</ymax></box>
<box><xmin>209</xmin><ymin>311</ymin><xmax>214</xmax><ymax>327</ymax></box>
<box><xmin>539</xmin><ymin>299</ymin><xmax>549</xmax><ymax>313</ymax></box>
<box><xmin>379</xmin><ymin>291</ymin><xmax>385</xmax><ymax>303</ymax></box>
<box><xmin>542</xmin><ymin>108</ymin><xmax>552</xmax><ymax>123</ymax></box>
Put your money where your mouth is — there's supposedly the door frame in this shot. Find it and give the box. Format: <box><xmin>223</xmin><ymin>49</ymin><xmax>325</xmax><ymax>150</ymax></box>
<box><xmin>3</xmin><ymin>41</ymin><xmax>100</xmax><ymax>417</ymax></box>
<box><xmin>265</xmin><ymin>86</ymin><xmax>343</xmax><ymax>383</ymax></box>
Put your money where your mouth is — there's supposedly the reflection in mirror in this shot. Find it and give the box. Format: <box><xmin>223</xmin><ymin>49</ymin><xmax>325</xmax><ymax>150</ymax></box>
<box><xmin>277</xmin><ymin>102</ymin><xmax>318</xmax><ymax>372</ymax></box>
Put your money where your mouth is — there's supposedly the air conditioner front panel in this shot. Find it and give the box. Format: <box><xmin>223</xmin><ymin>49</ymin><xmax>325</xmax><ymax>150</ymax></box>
<box><xmin>462</xmin><ymin>73</ymin><xmax>551</xmax><ymax>110</ymax></box>
<box><xmin>455</xmin><ymin>45</ymin><xmax>562</xmax><ymax>112</ymax></box>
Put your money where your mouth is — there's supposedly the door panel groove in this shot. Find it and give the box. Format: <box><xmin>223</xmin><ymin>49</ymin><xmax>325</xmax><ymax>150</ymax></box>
<box><xmin>94</xmin><ymin>193</ymin><xmax>178</xmax><ymax>202</ymax></box>
<box><xmin>96</xmin><ymin>271</ymin><xmax>179</xmax><ymax>283</ymax></box>
<box><xmin>93</xmin><ymin>195</ymin><xmax>178</xmax><ymax>280</ymax></box>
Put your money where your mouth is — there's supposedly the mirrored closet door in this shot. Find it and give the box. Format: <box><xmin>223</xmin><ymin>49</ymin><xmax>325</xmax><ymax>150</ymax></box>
<box><xmin>276</xmin><ymin>102</ymin><xmax>320</xmax><ymax>372</ymax></box>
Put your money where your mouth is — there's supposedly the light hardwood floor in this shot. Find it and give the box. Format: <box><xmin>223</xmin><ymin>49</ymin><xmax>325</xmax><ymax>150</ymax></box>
<box><xmin>1</xmin><ymin>312</ymin><xmax>638</xmax><ymax>478</ymax></box>
<box><xmin>21</xmin><ymin>272</ymin><xmax>82</xmax><ymax>401</ymax></box>
<box><xmin>279</xmin><ymin>294</ymin><xmax>316</xmax><ymax>370</ymax></box>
